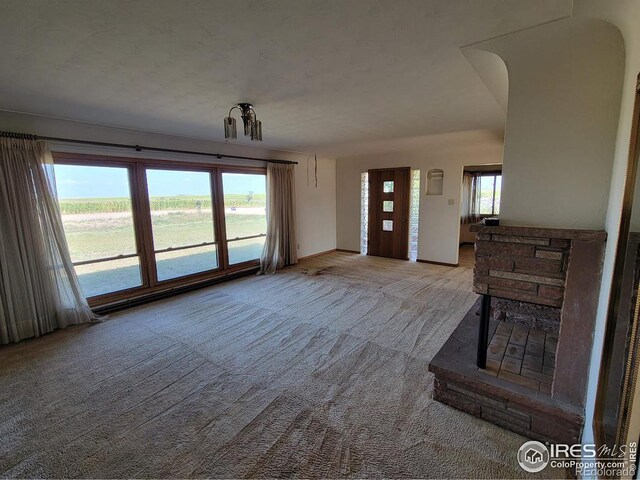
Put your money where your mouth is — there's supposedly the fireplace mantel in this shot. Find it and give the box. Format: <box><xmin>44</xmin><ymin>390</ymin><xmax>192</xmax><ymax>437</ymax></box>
<box><xmin>469</xmin><ymin>224</ymin><xmax>607</xmax><ymax>242</ymax></box>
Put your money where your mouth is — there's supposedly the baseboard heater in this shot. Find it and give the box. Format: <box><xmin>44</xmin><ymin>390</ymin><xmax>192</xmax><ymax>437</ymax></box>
<box><xmin>92</xmin><ymin>266</ymin><xmax>260</xmax><ymax>315</ymax></box>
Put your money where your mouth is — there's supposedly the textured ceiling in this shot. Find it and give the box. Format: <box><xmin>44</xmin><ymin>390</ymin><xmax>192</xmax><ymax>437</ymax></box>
<box><xmin>0</xmin><ymin>0</ymin><xmax>572</xmax><ymax>156</ymax></box>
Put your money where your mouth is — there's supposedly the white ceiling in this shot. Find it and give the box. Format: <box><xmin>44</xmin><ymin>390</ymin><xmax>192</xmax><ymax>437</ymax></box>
<box><xmin>0</xmin><ymin>0</ymin><xmax>572</xmax><ymax>157</ymax></box>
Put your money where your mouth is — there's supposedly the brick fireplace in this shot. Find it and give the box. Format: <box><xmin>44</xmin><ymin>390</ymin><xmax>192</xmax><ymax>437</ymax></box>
<box><xmin>429</xmin><ymin>225</ymin><xmax>606</xmax><ymax>443</ymax></box>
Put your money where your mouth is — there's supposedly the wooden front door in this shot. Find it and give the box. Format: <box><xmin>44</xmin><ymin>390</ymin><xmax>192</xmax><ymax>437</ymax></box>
<box><xmin>367</xmin><ymin>167</ymin><xmax>410</xmax><ymax>260</ymax></box>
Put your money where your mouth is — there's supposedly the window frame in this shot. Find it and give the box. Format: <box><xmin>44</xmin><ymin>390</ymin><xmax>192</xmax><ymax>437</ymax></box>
<box><xmin>474</xmin><ymin>172</ymin><xmax>502</xmax><ymax>217</ymax></box>
<box><xmin>142</xmin><ymin>164</ymin><xmax>222</xmax><ymax>284</ymax></box>
<box><xmin>52</xmin><ymin>152</ymin><xmax>266</xmax><ymax>308</ymax></box>
<box><xmin>220</xmin><ymin>168</ymin><xmax>268</xmax><ymax>268</ymax></box>
<box><xmin>52</xmin><ymin>156</ymin><xmax>149</xmax><ymax>301</ymax></box>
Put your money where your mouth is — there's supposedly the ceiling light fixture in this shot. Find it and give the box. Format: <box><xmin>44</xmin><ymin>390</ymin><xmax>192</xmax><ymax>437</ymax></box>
<box><xmin>224</xmin><ymin>103</ymin><xmax>262</xmax><ymax>141</ymax></box>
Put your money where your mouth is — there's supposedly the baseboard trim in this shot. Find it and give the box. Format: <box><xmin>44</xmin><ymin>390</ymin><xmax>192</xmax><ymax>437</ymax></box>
<box><xmin>336</xmin><ymin>248</ymin><xmax>361</xmax><ymax>254</ymax></box>
<box><xmin>417</xmin><ymin>258</ymin><xmax>459</xmax><ymax>267</ymax></box>
<box><xmin>298</xmin><ymin>249</ymin><xmax>337</xmax><ymax>261</ymax></box>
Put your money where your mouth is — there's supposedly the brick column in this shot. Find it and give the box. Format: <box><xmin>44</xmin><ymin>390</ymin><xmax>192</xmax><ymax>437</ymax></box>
<box><xmin>553</xmin><ymin>240</ymin><xmax>605</xmax><ymax>407</ymax></box>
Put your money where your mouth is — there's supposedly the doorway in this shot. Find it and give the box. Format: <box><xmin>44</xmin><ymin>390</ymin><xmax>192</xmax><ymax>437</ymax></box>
<box><xmin>367</xmin><ymin>167</ymin><xmax>410</xmax><ymax>260</ymax></box>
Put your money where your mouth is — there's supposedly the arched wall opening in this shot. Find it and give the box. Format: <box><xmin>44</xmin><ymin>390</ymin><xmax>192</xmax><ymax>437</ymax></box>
<box><xmin>457</xmin><ymin>49</ymin><xmax>507</xmax><ymax>251</ymax></box>
<box><xmin>464</xmin><ymin>18</ymin><xmax>625</xmax><ymax>230</ymax></box>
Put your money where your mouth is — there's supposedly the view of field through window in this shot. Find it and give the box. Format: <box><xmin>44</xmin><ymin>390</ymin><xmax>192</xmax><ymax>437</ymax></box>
<box><xmin>223</xmin><ymin>173</ymin><xmax>267</xmax><ymax>264</ymax></box>
<box><xmin>54</xmin><ymin>164</ymin><xmax>266</xmax><ymax>298</ymax></box>
<box><xmin>54</xmin><ymin>164</ymin><xmax>142</xmax><ymax>298</ymax></box>
<box><xmin>479</xmin><ymin>174</ymin><xmax>501</xmax><ymax>215</ymax></box>
<box><xmin>146</xmin><ymin>169</ymin><xmax>219</xmax><ymax>281</ymax></box>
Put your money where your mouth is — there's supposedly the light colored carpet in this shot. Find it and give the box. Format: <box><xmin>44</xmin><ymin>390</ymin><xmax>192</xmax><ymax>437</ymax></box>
<box><xmin>0</xmin><ymin>252</ymin><xmax>555</xmax><ymax>478</ymax></box>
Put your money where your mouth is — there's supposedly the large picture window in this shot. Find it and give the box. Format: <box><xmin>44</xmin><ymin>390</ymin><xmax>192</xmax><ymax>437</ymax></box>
<box><xmin>52</xmin><ymin>154</ymin><xmax>266</xmax><ymax>306</ymax></box>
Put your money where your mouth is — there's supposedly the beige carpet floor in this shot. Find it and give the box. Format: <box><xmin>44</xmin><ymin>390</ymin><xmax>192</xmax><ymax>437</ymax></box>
<box><xmin>0</xmin><ymin>252</ymin><xmax>553</xmax><ymax>478</ymax></box>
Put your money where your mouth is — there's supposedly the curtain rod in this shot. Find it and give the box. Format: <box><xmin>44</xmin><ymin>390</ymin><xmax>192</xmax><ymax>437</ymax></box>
<box><xmin>0</xmin><ymin>130</ymin><xmax>298</xmax><ymax>165</ymax></box>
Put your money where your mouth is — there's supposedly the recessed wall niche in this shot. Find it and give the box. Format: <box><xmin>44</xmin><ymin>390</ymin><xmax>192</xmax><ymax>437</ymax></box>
<box><xmin>426</xmin><ymin>169</ymin><xmax>444</xmax><ymax>195</ymax></box>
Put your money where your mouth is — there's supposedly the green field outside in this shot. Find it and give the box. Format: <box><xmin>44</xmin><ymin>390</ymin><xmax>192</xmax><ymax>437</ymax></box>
<box><xmin>58</xmin><ymin>193</ymin><xmax>266</xmax><ymax>214</ymax></box>
<box><xmin>62</xmin><ymin>211</ymin><xmax>266</xmax><ymax>262</ymax></box>
<box><xmin>59</xmin><ymin>195</ymin><xmax>267</xmax><ymax>296</ymax></box>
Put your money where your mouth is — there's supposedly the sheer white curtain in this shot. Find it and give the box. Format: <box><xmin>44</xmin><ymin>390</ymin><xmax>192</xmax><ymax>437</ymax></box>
<box><xmin>0</xmin><ymin>137</ymin><xmax>97</xmax><ymax>344</ymax></box>
<box><xmin>460</xmin><ymin>172</ymin><xmax>482</xmax><ymax>224</ymax></box>
<box><xmin>259</xmin><ymin>163</ymin><xmax>297</xmax><ymax>274</ymax></box>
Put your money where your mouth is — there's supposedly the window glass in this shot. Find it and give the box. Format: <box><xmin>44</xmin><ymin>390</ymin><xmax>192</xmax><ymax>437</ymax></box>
<box><xmin>472</xmin><ymin>173</ymin><xmax>502</xmax><ymax>215</ymax></box>
<box><xmin>146</xmin><ymin>169</ymin><xmax>218</xmax><ymax>280</ymax></box>
<box><xmin>74</xmin><ymin>257</ymin><xmax>142</xmax><ymax>297</ymax></box>
<box><xmin>54</xmin><ymin>164</ymin><xmax>142</xmax><ymax>297</ymax></box>
<box><xmin>494</xmin><ymin>175</ymin><xmax>502</xmax><ymax>215</ymax></box>
<box><xmin>54</xmin><ymin>159</ymin><xmax>270</xmax><ymax>302</ymax></box>
<box><xmin>156</xmin><ymin>245</ymin><xmax>218</xmax><ymax>281</ymax></box>
<box><xmin>383</xmin><ymin>181</ymin><xmax>394</xmax><ymax>193</ymax></box>
<box><xmin>479</xmin><ymin>175</ymin><xmax>496</xmax><ymax>215</ymax></box>
<box><xmin>383</xmin><ymin>201</ymin><xmax>394</xmax><ymax>212</ymax></box>
<box><xmin>222</xmin><ymin>173</ymin><xmax>267</xmax><ymax>264</ymax></box>
<box><xmin>360</xmin><ymin>172</ymin><xmax>369</xmax><ymax>255</ymax></box>
<box><xmin>228</xmin><ymin>238</ymin><xmax>265</xmax><ymax>265</ymax></box>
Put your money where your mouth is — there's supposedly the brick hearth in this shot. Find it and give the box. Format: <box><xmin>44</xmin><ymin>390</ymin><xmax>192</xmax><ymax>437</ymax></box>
<box><xmin>482</xmin><ymin>321</ymin><xmax>557</xmax><ymax>394</ymax></box>
<box><xmin>429</xmin><ymin>301</ymin><xmax>582</xmax><ymax>444</ymax></box>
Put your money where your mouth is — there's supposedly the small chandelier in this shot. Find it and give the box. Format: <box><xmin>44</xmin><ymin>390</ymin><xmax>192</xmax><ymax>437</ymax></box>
<box><xmin>224</xmin><ymin>103</ymin><xmax>262</xmax><ymax>141</ymax></box>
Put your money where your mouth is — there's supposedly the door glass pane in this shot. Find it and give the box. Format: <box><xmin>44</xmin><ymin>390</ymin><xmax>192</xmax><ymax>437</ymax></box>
<box><xmin>222</xmin><ymin>173</ymin><xmax>267</xmax><ymax>264</ymax></box>
<box><xmin>383</xmin><ymin>181</ymin><xmax>394</xmax><ymax>193</ymax></box>
<box><xmin>146</xmin><ymin>169</ymin><xmax>218</xmax><ymax>280</ymax></box>
<box><xmin>383</xmin><ymin>200</ymin><xmax>394</xmax><ymax>212</ymax></box>
<box><xmin>383</xmin><ymin>220</ymin><xmax>393</xmax><ymax>231</ymax></box>
<box><xmin>54</xmin><ymin>164</ymin><xmax>142</xmax><ymax>297</ymax></box>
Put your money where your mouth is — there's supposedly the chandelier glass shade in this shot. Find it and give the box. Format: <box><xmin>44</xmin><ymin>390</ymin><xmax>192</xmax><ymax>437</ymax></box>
<box><xmin>224</xmin><ymin>103</ymin><xmax>262</xmax><ymax>141</ymax></box>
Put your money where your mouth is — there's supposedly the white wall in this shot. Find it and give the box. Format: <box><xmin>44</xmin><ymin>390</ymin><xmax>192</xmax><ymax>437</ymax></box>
<box><xmin>475</xmin><ymin>17</ymin><xmax>625</xmax><ymax>230</ymax></box>
<box><xmin>294</xmin><ymin>154</ymin><xmax>337</xmax><ymax>258</ymax></box>
<box><xmin>470</xmin><ymin>14</ymin><xmax>631</xmax><ymax>454</ymax></box>
<box><xmin>336</xmin><ymin>130</ymin><xmax>504</xmax><ymax>265</ymax></box>
<box><xmin>0</xmin><ymin>110</ymin><xmax>336</xmax><ymax>259</ymax></box>
<box><xmin>569</xmin><ymin>0</ymin><xmax>640</xmax><ymax>454</ymax></box>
